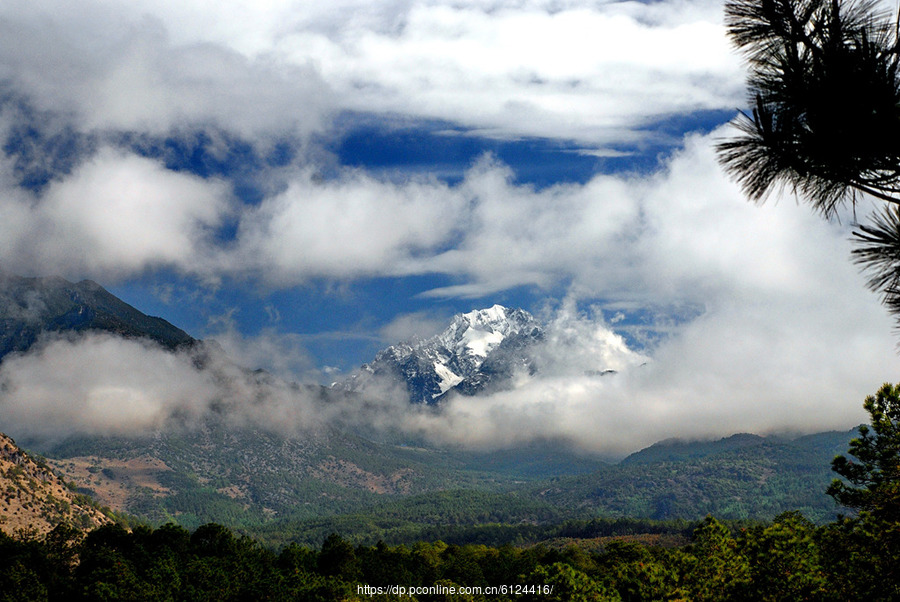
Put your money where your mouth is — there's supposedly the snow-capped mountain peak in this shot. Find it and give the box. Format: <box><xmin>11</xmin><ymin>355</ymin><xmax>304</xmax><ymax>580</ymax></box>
<box><xmin>344</xmin><ymin>305</ymin><xmax>543</xmax><ymax>404</ymax></box>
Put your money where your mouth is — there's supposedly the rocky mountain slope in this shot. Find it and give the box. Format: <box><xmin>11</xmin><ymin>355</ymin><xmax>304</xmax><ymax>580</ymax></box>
<box><xmin>0</xmin><ymin>432</ymin><xmax>112</xmax><ymax>536</ymax></box>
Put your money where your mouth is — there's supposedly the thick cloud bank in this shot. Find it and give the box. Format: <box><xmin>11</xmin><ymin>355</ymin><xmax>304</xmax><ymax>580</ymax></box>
<box><xmin>0</xmin><ymin>129</ymin><xmax>887</xmax><ymax>302</ymax></box>
<box><xmin>0</xmin><ymin>333</ymin><xmax>332</xmax><ymax>442</ymax></box>
<box><xmin>0</xmin><ymin>0</ymin><xmax>738</xmax><ymax>144</ymax></box>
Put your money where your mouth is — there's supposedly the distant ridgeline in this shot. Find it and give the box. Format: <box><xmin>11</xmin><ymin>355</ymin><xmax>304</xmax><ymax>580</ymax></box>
<box><xmin>0</xmin><ymin>272</ymin><xmax>195</xmax><ymax>361</ymax></box>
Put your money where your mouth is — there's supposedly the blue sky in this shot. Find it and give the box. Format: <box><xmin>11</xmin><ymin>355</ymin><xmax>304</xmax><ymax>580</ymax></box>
<box><xmin>2</xmin><ymin>0</ymin><xmax>900</xmax><ymax>451</ymax></box>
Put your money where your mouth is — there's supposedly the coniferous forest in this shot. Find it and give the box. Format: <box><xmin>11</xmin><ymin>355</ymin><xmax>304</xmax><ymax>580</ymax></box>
<box><xmin>0</xmin><ymin>506</ymin><xmax>895</xmax><ymax>600</ymax></box>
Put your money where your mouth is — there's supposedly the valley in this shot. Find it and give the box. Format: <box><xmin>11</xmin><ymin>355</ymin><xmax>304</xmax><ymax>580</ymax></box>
<box><xmin>16</xmin><ymin>423</ymin><xmax>854</xmax><ymax>546</ymax></box>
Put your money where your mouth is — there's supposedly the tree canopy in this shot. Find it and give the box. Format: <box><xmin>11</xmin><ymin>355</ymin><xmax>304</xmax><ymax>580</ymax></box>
<box><xmin>717</xmin><ymin>0</ymin><xmax>900</xmax><ymax>325</ymax></box>
<box><xmin>828</xmin><ymin>382</ymin><xmax>900</xmax><ymax>521</ymax></box>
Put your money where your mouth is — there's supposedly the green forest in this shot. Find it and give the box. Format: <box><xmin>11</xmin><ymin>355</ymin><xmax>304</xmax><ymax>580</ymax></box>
<box><xmin>0</xmin><ymin>507</ymin><xmax>896</xmax><ymax>600</ymax></box>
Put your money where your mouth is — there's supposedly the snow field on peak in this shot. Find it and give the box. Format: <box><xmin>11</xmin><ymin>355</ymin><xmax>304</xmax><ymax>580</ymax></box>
<box><xmin>458</xmin><ymin>325</ymin><xmax>505</xmax><ymax>358</ymax></box>
<box><xmin>433</xmin><ymin>361</ymin><xmax>464</xmax><ymax>397</ymax></box>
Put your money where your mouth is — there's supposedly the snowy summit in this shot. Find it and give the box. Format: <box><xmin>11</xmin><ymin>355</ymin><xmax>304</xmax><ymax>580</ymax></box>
<box><xmin>344</xmin><ymin>305</ymin><xmax>544</xmax><ymax>404</ymax></box>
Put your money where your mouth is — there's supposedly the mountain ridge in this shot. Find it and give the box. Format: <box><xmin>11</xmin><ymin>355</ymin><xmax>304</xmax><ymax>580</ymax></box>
<box><xmin>0</xmin><ymin>272</ymin><xmax>195</xmax><ymax>361</ymax></box>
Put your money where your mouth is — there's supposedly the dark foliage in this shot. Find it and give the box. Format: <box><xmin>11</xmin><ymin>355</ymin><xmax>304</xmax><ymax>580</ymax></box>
<box><xmin>717</xmin><ymin>0</ymin><xmax>900</xmax><ymax>329</ymax></box>
<box><xmin>718</xmin><ymin>0</ymin><xmax>900</xmax><ymax>211</ymax></box>
<box><xmin>0</xmin><ymin>510</ymin><xmax>894</xmax><ymax>601</ymax></box>
<box><xmin>852</xmin><ymin>206</ymin><xmax>900</xmax><ymax>328</ymax></box>
<box><xmin>829</xmin><ymin>382</ymin><xmax>900</xmax><ymax>519</ymax></box>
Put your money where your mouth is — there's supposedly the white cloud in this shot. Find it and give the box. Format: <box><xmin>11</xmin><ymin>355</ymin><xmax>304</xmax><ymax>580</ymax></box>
<box><xmin>272</xmin><ymin>0</ymin><xmax>742</xmax><ymax>144</ymax></box>
<box><xmin>0</xmin><ymin>0</ymin><xmax>740</xmax><ymax>146</ymax></box>
<box><xmin>0</xmin><ymin>333</ymin><xmax>335</xmax><ymax>442</ymax></box>
<box><xmin>397</xmin><ymin>130</ymin><xmax>877</xmax><ymax>310</ymax></box>
<box><xmin>379</xmin><ymin>310</ymin><xmax>452</xmax><ymax>343</ymax></box>
<box><xmin>0</xmin><ymin>2</ymin><xmax>334</xmax><ymax>139</ymax></box>
<box><xmin>0</xmin><ymin>334</ymin><xmax>212</xmax><ymax>438</ymax></box>
<box><xmin>418</xmin><ymin>155</ymin><xmax>645</xmax><ymax>296</ymax></box>
<box><xmin>230</xmin><ymin>168</ymin><xmax>469</xmax><ymax>281</ymax></box>
<box><xmin>0</xmin><ymin>148</ymin><xmax>232</xmax><ymax>279</ymax></box>
<box><xmin>0</xmin><ymin>0</ymin><xmax>749</xmax><ymax>289</ymax></box>
<box><xmin>205</xmin><ymin>327</ymin><xmax>321</xmax><ymax>383</ymax></box>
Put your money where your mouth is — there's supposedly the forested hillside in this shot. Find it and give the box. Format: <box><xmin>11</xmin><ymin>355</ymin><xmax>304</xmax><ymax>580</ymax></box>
<box><xmin>33</xmin><ymin>426</ymin><xmax>854</xmax><ymax>540</ymax></box>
